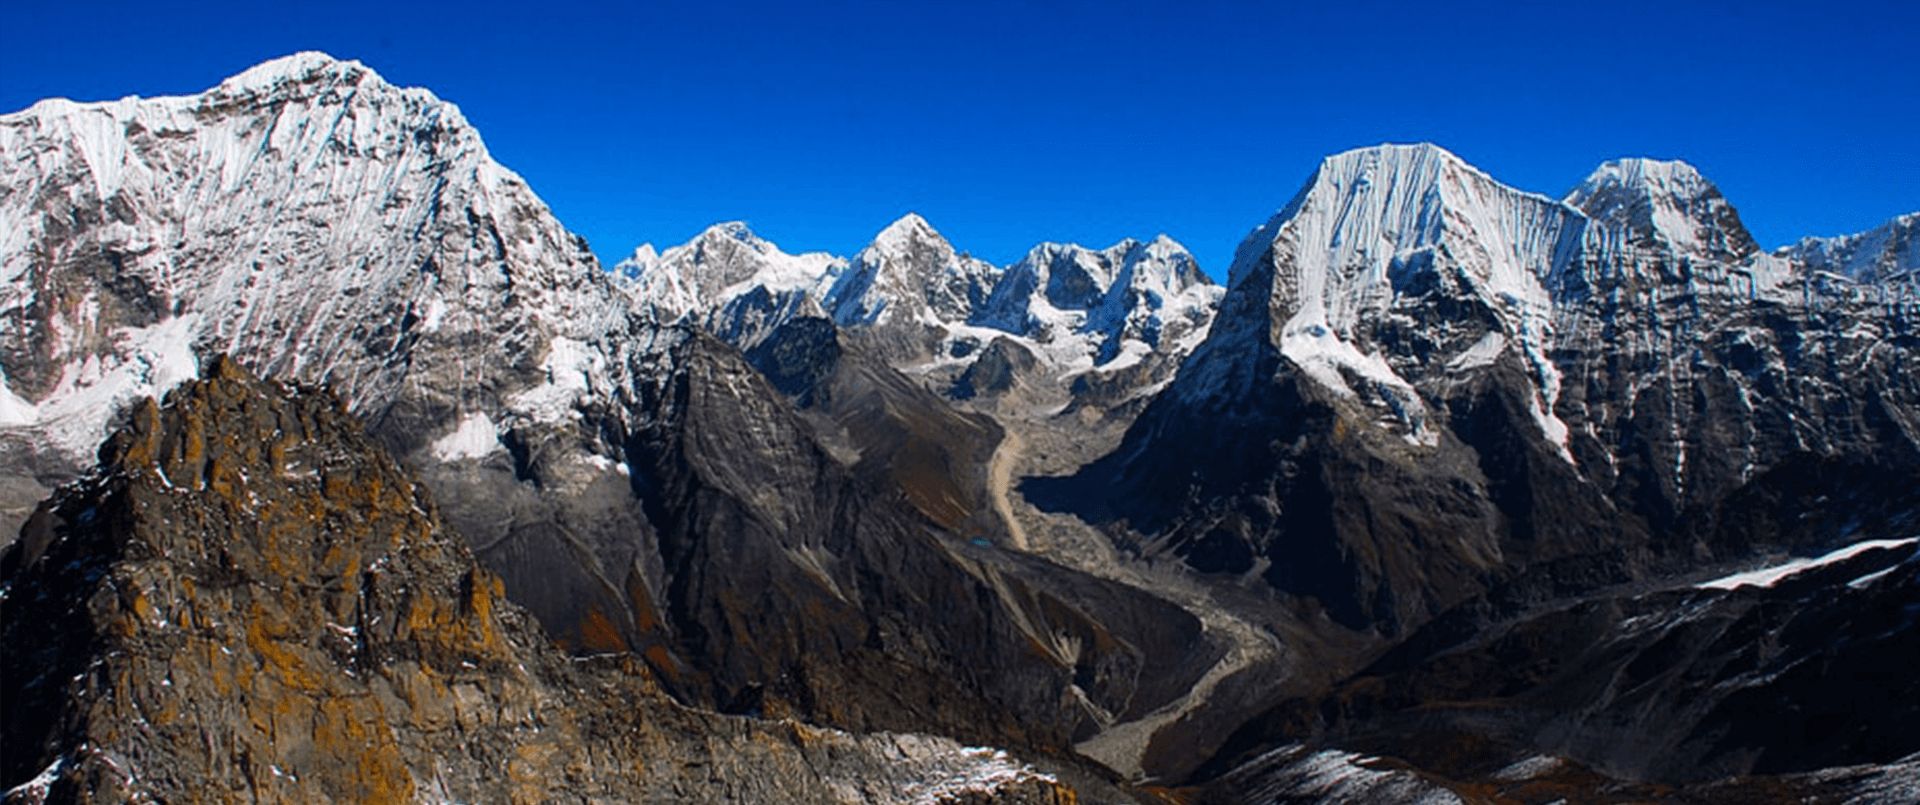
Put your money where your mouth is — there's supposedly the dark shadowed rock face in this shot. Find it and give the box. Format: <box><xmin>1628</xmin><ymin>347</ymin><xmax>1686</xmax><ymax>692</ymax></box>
<box><xmin>619</xmin><ymin>333</ymin><xmax>1218</xmax><ymax>754</ymax></box>
<box><xmin>953</xmin><ymin>337</ymin><xmax>1041</xmax><ymax>402</ymax></box>
<box><xmin>0</xmin><ymin>358</ymin><xmax>1083</xmax><ymax>803</ymax></box>
<box><xmin>744</xmin><ymin>315</ymin><xmax>1004</xmax><ymax>535</ymax></box>
<box><xmin>1195</xmin><ymin>536</ymin><xmax>1920</xmax><ymax>800</ymax></box>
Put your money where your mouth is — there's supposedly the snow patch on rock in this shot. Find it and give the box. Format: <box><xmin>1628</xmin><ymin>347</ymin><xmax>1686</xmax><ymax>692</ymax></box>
<box><xmin>431</xmin><ymin>412</ymin><xmax>502</xmax><ymax>461</ymax></box>
<box><xmin>1698</xmin><ymin>538</ymin><xmax>1920</xmax><ymax>590</ymax></box>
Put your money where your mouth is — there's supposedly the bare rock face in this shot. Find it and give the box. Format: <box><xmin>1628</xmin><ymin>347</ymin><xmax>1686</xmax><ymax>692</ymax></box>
<box><xmin>0</xmin><ymin>358</ymin><xmax>1082</xmax><ymax>803</ymax></box>
<box><xmin>743</xmin><ymin>314</ymin><xmax>1004</xmax><ymax>535</ymax></box>
<box><xmin>620</xmin><ymin>332</ymin><xmax>1217</xmax><ymax>754</ymax></box>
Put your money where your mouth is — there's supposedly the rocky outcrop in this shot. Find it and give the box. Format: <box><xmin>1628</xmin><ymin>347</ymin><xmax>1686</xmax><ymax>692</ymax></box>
<box><xmin>0</xmin><ymin>358</ymin><xmax>1084</xmax><ymax>803</ymax></box>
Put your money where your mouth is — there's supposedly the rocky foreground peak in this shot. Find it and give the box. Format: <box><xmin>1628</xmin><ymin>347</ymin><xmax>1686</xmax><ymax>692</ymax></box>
<box><xmin>0</xmin><ymin>357</ymin><xmax>1077</xmax><ymax>803</ymax></box>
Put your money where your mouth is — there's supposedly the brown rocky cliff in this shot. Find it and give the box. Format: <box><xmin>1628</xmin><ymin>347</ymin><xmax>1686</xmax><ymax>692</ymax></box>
<box><xmin>0</xmin><ymin>357</ymin><xmax>1079</xmax><ymax>803</ymax></box>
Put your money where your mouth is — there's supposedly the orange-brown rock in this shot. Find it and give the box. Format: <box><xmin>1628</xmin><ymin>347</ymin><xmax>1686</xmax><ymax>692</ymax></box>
<box><xmin>1</xmin><ymin>358</ymin><xmax>1083</xmax><ymax>803</ymax></box>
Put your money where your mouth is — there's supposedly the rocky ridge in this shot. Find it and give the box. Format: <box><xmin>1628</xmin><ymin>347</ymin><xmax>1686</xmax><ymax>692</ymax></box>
<box><xmin>1781</xmin><ymin>210</ymin><xmax>1920</xmax><ymax>288</ymax></box>
<box><xmin>1197</xmin><ymin>534</ymin><xmax>1920</xmax><ymax>801</ymax></box>
<box><xmin>0</xmin><ymin>358</ymin><xmax>1079</xmax><ymax>803</ymax></box>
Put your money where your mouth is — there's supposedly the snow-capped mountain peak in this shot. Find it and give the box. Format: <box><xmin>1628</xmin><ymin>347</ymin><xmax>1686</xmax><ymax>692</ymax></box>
<box><xmin>825</xmin><ymin>213</ymin><xmax>997</xmax><ymax>327</ymax></box>
<box><xmin>1565</xmin><ymin>157</ymin><xmax>1758</xmax><ymax>262</ymax></box>
<box><xmin>621</xmin><ymin>242</ymin><xmax>661</xmax><ymax>271</ymax></box>
<box><xmin>1139</xmin><ymin>233</ymin><xmax>1192</xmax><ymax>260</ymax></box>
<box><xmin>871</xmin><ymin>212</ymin><xmax>943</xmax><ymax>254</ymax></box>
<box><xmin>681</xmin><ymin>220</ymin><xmax>796</xmax><ymax>262</ymax></box>
<box><xmin>612</xmin><ymin>221</ymin><xmax>845</xmax><ymax>328</ymax></box>
<box><xmin>1780</xmin><ymin>210</ymin><xmax>1920</xmax><ymax>285</ymax></box>
<box><xmin>1122</xmin><ymin>235</ymin><xmax>1206</xmax><ymax>287</ymax></box>
<box><xmin>614</xmin><ymin>214</ymin><xmax>1221</xmax><ymax>385</ymax></box>
<box><xmin>1197</xmin><ymin>142</ymin><xmax>1588</xmax><ymax>445</ymax></box>
<box><xmin>1227</xmin><ymin>143</ymin><xmax>1564</xmax><ymax>286</ymax></box>
<box><xmin>1242</xmin><ymin>141</ymin><xmax>1581</xmax><ymax>340</ymax></box>
<box><xmin>1083</xmin><ymin>236</ymin><xmax>1219</xmax><ymax>366</ymax></box>
<box><xmin>213</xmin><ymin>50</ymin><xmax>370</xmax><ymax>95</ymax></box>
<box><xmin>0</xmin><ymin>49</ymin><xmax>623</xmax><ymax>466</ymax></box>
<box><xmin>968</xmin><ymin>242</ymin><xmax>1113</xmax><ymax>336</ymax></box>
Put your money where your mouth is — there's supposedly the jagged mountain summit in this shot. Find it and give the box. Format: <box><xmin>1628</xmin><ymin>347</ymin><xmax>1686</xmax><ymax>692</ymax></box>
<box><xmin>825</xmin><ymin>213</ymin><xmax>1002</xmax><ymax>331</ymax></box>
<box><xmin>1781</xmin><ymin>210</ymin><xmax>1920</xmax><ymax>287</ymax></box>
<box><xmin>611</xmin><ymin>213</ymin><xmax>1223</xmax><ymax>408</ymax></box>
<box><xmin>612</xmin><ymin>221</ymin><xmax>846</xmax><ymax>346</ymax></box>
<box><xmin>1565</xmin><ymin>156</ymin><xmax>1760</xmax><ymax>264</ymax></box>
<box><xmin>974</xmin><ymin>235</ymin><xmax>1218</xmax><ymax>370</ymax></box>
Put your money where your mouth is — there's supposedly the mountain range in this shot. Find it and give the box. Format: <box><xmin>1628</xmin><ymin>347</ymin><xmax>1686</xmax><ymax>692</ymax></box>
<box><xmin>3</xmin><ymin>52</ymin><xmax>1917</xmax><ymax>803</ymax></box>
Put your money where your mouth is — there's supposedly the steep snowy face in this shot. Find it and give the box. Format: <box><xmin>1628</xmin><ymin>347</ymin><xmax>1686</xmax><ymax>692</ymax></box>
<box><xmin>824</xmin><ymin>213</ymin><xmax>999</xmax><ymax>327</ymax></box>
<box><xmin>0</xmin><ymin>51</ymin><xmax>666</xmax><ymax>471</ymax></box>
<box><xmin>1198</xmin><ymin>143</ymin><xmax>1585</xmax><ymax>443</ymax></box>
<box><xmin>1027</xmin><ymin>242</ymin><xmax>1117</xmax><ymax>311</ymax></box>
<box><xmin>1565</xmin><ymin>158</ymin><xmax>1758</xmax><ymax>264</ymax></box>
<box><xmin>971</xmin><ymin>243</ymin><xmax>1112</xmax><ymax>334</ymax></box>
<box><xmin>1782</xmin><ymin>211</ymin><xmax>1920</xmax><ymax>285</ymax></box>
<box><xmin>1084</xmin><ymin>236</ymin><xmax>1221</xmax><ymax>364</ymax></box>
<box><xmin>613</xmin><ymin>221</ymin><xmax>844</xmax><ymax>319</ymax></box>
<box><xmin>618</xmin><ymin>215</ymin><xmax>1222</xmax><ymax>401</ymax></box>
<box><xmin>611</xmin><ymin>243</ymin><xmax>687</xmax><ymax>312</ymax></box>
<box><xmin>967</xmin><ymin>236</ymin><xmax>1218</xmax><ymax>370</ymax></box>
<box><xmin>1250</xmin><ymin>143</ymin><xmax>1583</xmax><ymax>340</ymax></box>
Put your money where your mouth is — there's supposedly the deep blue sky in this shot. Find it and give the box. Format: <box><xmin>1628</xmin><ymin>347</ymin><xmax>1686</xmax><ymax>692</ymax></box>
<box><xmin>5</xmin><ymin>1</ymin><xmax>1916</xmax><ymax>277</ymax></box>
